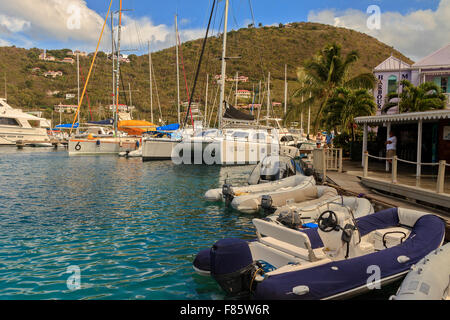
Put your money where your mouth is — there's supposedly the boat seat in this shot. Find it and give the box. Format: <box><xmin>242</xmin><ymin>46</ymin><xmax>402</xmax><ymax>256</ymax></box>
<box><xmin>260</xmin><ymin>237</ymin><xmax>311</xmax><ymax>261</ymax></box>
<box><xmin>253</xmin><ymin>219</ymin><xmax>323</xmax><ymax>262</ymax></box>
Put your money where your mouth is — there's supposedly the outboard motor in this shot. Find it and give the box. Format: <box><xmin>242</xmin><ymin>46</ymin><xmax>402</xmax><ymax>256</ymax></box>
<box><xmin>260</xmin><ymin>195</ymin><xmax>276</xmax><ymax>215</ymax></box>
<box><xmin>222</xmin><ymin>183</ymin><xmax>234</xmax><ymax>207</ymax></box>
<box><xmin>210</xmin><ymin>239</ymin><xmax>257</xmax><ymax>297</ymax></box>
<box><xmin>277</xmin><ymin>210</ymin><xmax>304</xmax><ymax>229</ymax></box>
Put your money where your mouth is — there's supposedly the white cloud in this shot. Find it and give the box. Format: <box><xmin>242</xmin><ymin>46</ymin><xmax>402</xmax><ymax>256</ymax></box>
<box><xmin>0</xmin><ymin>38</ymin><xmax>12</xmax><ymax>46</ymax></box>
<box><xmin>0</xmin><ymin>0</ymin><xmax>205</xmax><ymax>53</ymax></box>
<box><xmin>307</xmin><ymin>0</ymin><xmax>450</xmax><ymax>61</ymax></box>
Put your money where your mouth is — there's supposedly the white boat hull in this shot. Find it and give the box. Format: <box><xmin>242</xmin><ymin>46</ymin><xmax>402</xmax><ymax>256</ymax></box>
<box><xmin>0</xmin><ymin>126</ymin><xmax>50</xmax><ymax>146</ymax></box>
<box><xmin>68</xmin><ymin>138</ymin><xmax>139</xmax><ymax>155</ymax></box>
<box><xmin>142</xmin><ymin>138</ymin><xmax>180</xmax><ymax>161</ymax></box>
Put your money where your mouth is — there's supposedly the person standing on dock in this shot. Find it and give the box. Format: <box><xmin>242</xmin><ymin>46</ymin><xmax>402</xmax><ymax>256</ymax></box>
<box><xmin>326</xmin><ymin>132</ymin><xmax>334</xmax><ymax>148</ymax></box>
<box><xmin>385</xmin><ymin>131</ymin><xmax>397</xmax><ymax>164</ymax></box>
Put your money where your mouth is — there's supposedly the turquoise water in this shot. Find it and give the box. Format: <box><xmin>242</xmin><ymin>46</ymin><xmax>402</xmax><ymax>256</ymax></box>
<box><xmin>0</xmin><ymin>148</ymin><xmax>257</xmax><ymax>300</ymax></box>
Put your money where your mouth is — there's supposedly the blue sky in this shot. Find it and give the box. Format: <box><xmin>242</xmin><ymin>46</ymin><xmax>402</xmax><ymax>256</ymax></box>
<box><xmin>84</xmin><ymin>0</ymin><xmax>439</xmax><ymax>28</ymax></box>
<box><xmin>80</xmin><ymin>0</ymin><xmax>440</xmax><ymax>32</ymax></box>
<box><xmin>0</xmin><ymin>0</ymin><xmax>447</xmax><ymax>60</ymax></box>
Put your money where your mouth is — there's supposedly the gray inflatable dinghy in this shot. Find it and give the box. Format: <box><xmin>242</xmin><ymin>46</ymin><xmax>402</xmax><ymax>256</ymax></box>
<box><xmin>391</xmin><ymin>242</ymin><xmax>450</xmax><ymax>300</ymax></box>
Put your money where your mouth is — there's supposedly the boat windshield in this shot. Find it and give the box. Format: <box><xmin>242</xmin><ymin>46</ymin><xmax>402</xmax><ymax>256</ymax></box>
<box><xmin>0</xmin><ymin>117</ymin><xmax>20</xmax><ymax>126</ymax></box>
<box><xmin>231</xmin><ymin>131</ymin><xmax>250</xmax><ymax>139</ymax></box>
<box><xmin>196</xmin><ymin>130</ymin><xmax>218</xmax><ymax>138</ymax></box>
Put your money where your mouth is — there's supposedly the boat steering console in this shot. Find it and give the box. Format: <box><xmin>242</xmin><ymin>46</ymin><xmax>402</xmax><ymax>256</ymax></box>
<box><xmin>317</xmin><ymin>210</ymin><xmax>339</xmax><ymax>232</ymax></box>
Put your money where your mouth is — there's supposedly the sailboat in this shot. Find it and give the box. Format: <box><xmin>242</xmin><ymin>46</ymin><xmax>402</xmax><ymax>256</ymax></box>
<box><xmin>68</xmin><ymin>1</ymin><xmax>141</xmax><ymax>156</ymax></box>
<box><xmin>142</xmin><ymin>15</ymin><xmax>187</xmax><ymax>162</ymax></box>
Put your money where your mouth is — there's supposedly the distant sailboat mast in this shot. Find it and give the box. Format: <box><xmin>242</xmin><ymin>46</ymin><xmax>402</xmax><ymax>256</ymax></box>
<box><xmin>284</xmin><ymin>64</ymin><xmax>288</xmax><ymax>115</ymax></box>
<box><xmin>148</xmin><ymin>41</ymin><xmax>154</xmax><ymax>124</ymax></box>
<box><xmin>114</xmin><ymin>0</ymin><xmax>123</xmax><ymax>137</ymax></box>
<box><xmin>77</xmin><ymin>52</ymin><xmax>80</xmax><ymax>134</ymax></box>
<box><xmin>175</xmin><ymin>15</ymin><xmax>181</xmax><ymax>125</ymax></box>
<box><xmin>218</xmin><ymin>0</ymin><xmax>229</xmax><ymax>131</ymax></box>
<box><xmin>111</xmin><ymin>10</ymin><xmax>116</xmax><ymax>130</ymax></box>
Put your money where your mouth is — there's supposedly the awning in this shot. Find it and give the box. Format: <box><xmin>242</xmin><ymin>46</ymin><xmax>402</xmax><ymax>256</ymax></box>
<box><xmin>355</xmin><ymin>109</ymin><xmax>450</xmax><ymax>125</ymax></box>
<box><xmin>55</xmin><ymin>123</ymin><xmax>79</xmax><ymax>129</ymax></box>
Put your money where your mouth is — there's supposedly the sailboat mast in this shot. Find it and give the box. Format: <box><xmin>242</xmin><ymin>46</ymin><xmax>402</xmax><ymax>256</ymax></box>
<box><xmin>148</xmin><ymin>41</ymin><xmax>154</xmax><ymax>123</ymax></box>
<box><xmin>284</xmin><ymin>64</ymin><xmax>288</xmax><ymax>115</ymax></box>
<box><xmin>111</xmin><ymin>10</ymin><xmax>116</xmax><ymax>129</ymax></box>
<box><xmin>218</xmin><ymin>0</ymin><xmax>229</xmax><ymax>131</ymax></box>
<box><xmin>267</xmin><ymin>72</ymin><xmax>271</xmax><ymax>125</ymax></box>
<box><xmin>235</xmin><ymin>72</ymin><xmax>238</xmax><ymax>106</ymax></box>
<box><xmin>115</xmin><ymin>0</ymin><xmax>123</xmax><ymax>136</ymax></box>
<box><xmin>308</xmin><ymin>92</ymin><xmax>311</xmax><ymax>137</ymax></box>
<box><xmin>77</xmin><ymin>52</ymin><xmax>80</xmax><ymax>134</ymax></box>
<box><xmin>175</xmin><ymin>15</ymin><xmax>181</xmax><ymax>125</ymax></box>
<box><xmin>205</xmin><ymin>74</ymin><xmax>209</xmax><ymax>127</ymax></box>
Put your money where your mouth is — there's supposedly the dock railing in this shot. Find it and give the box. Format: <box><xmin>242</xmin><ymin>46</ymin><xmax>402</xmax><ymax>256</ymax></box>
<box><xmin>313</xmin><ymin>148</ymin><xmax>343</xmax><ymax>181</ymax></box>
<box><xmin>363</xmin><ymin>152</ymin><xmax>448</xmax><ymax>194</ymax></box>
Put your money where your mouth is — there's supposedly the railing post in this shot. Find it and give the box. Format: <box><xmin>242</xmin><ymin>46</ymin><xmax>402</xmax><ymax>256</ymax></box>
<box><xmin>437</xmin><ymin>160</ymin><xmax>446</xmax><ymax>194</ymax></box>
<box><xmin>392</xmin><ymin>156</ymin><xmax>398</xmax><ymax>184</ymax></box>
<box><xmin>322</xmin><ymin>149</ymin><xmax>327</xmax><ymax>182</ymax></box>
<box><xmin>338</xmin><ymin>148</ymin><xmax>343</xmax><ymax>173</ymax></box>
<box><xmin>363</xmin><ymin>151</ymin><xmax>369</xmax><ymax>178</ymax></box>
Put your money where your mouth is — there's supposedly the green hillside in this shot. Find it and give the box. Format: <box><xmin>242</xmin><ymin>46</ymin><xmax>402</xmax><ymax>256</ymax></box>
<box><xmin>0</xmin><ymin>22</ymin><xmax>413</xmax><ymax>126</ymax></box>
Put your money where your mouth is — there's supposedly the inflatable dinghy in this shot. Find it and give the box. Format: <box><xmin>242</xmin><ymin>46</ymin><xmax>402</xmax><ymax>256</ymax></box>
<box><xmin>206</xmin><ymin>174</ymin><xmax>315</xmax><ymax>205</ymax></box>
<box><xmin>391</xmin><ymin>242</ymin><xmax>450</xmax><ymax>300</ymax></box>
<box><xmin>230</xmin><ymin>176</ymin><xmax>316</xmax><ymax>214</ymax></box>
<box><xmin>119</xmin><ymin>147</ymin><xmax>142</xmax><ymax>158</ymax></box>
<box><xmin>193</xmin><ymin>208</ymin><xmax>445</xmax><ymax>300</ymax></box>
<box><xmin>268</xmin><ymin>193</ymin><xmax>375</xmax><ymax>228</ymax></box>
<box><xmin>205</xmin><ymin>155</ymin><xmax>309</xmax><ymax>202</ymax></box>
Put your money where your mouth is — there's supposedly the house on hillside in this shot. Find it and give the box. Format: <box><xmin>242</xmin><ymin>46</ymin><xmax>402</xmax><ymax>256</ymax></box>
<box><xmin>46</xmin><ymin>90</ymin><xmax>60</xmax><ymax>96</ymax></box>
<box><xmin>44</xmin><ymin>71</ymin><xmax>63</xmax><ymax>78</ymax></box>
<box><xmin>61</xmin><ymin>57</ymin><xmax>74</xmax><ymax>64</ymax></box>
<box><xmin>235</xmin><ymin>90</ymin><xmax>252</xmax><ymax>99</ymax></box>
<box><xmin>39</xmin><ymin>50</ymin><xmax>56</xmax><ymax>61</ymax></box>
<box><xmin>109</xmin><ymin>104</ymin><xmax>135</xmax><ymax>112</ymax></box>
<box><xmin>54</xmin><ymin>104</ymin><xmax>78</xmax><ymax>113</ymax></box>
<box><xmin>373</xmin><ymin>43</ymin><xmax>450</xmax><ymax>114</ymax></box>
<box><xmin>72</xmin><ymin>50</ymin><xmax>87</xmax><ymax>57</ymax></box>
<box><xmin>272</xmin><ymin>102</ymin><xmax>282</xmax><ymax>107</ymax></box>
<box><xmin>66</xmin><ymin>93</ymin><xmax>76</xmax><ymax>100</ymax></box>
<box><xmin>31</xmin><ymin>67</ymin><xmax>41</xmax><ymax>73</ymax></box>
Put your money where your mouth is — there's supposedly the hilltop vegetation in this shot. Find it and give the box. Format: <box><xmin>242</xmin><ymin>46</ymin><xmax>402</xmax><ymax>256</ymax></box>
<box><xmin>0</xmin><ymin>22</ymin><xmax>413</xmax><ymax>126</ymax></box>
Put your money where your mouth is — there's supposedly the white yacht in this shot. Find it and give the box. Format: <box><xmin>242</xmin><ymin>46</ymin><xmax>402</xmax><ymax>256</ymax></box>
<box><xmin>0</xmin><ymin>98</ymin><xmax>51</xmax><ymax>146</ymax></box>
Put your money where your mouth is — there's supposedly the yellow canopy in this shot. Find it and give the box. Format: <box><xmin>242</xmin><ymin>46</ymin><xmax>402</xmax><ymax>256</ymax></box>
<box><xmin>118</xmin><ymin>120</ymin><xmax>156</xmax><ymax>136</ymax></box>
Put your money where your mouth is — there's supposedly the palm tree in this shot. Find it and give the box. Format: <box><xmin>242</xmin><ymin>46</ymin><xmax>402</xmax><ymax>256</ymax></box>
<box><xmin>323</xmin><ymin>87</ymin><xmax>376</xmax><ymax>141</ymax></box>
<box><xmin>286</xmin><ymin>43</ymin><xmax>375</xmax><ymax>131</ymax></box>
<box><xmin>382</xmin><ymin>80</ymin><xmax>446</xmax><ymax>114</ymax></box>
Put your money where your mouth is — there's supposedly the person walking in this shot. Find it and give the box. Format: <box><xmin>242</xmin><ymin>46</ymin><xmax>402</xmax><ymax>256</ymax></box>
<box><xmin>385</xmin><ymin>131</ymin><xmax>397</xmax><ymax>164</ymax></box>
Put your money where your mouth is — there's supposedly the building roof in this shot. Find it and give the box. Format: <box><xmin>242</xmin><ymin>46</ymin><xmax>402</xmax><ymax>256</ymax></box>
<box><xmin>413</xmin><ymin>43</ymin><xmax>450</xmax><ymax>68</ymax></box>
<box><xmin>374</xmin><ymin>56</ymin><xmax>412</xmax><ymax>72</ymax></box>
<box><xmin>355</xmin><ymin>109</ymin><xmax>450</xmax><ymax>124</ymax></box>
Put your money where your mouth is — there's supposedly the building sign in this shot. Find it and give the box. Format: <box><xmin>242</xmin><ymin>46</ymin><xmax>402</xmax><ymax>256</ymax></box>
<box><xmin>376</xmin><ymin>79</ymin><xmax>383</xmax><ymax>110</ymax></box>
<box><xmin>444</xmin><ymin>126</ymin><xmax>450</xmax><ymax>141</ymax></box>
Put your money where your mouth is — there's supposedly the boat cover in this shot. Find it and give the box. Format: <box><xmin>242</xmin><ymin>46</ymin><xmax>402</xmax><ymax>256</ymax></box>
<box><xmin>223</xmin><ymin>104</ymin><xmax>255</xmax><ymax>121</ymax></box>
<box><xmin>55</xmin><ymin>123</ymin><xmax>79</xmax><ymax>129</ymax></box>
<box><xmin>88</xmin><ymin>119</ymin><xmax>114</xmax><ymax>125</ymax></box>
